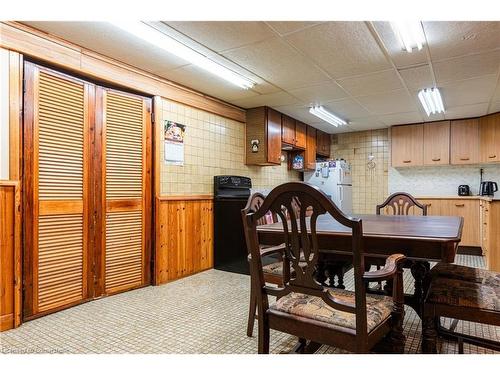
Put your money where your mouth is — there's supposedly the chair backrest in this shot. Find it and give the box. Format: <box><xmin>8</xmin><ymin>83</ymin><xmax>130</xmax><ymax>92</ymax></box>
<box><xmin>244</xmin><ymin>192</ymin><xmax>277</xmax><ymax>227</ymax></box>
<box><xmin>241</xmin><ymin>182</ymin><xmax>369</xmax><ymax>339</ymax></box>
<box><xmin>376</xmin><ymin>192</ymin><xmax>427</xmax><ymax>216</ymax></box>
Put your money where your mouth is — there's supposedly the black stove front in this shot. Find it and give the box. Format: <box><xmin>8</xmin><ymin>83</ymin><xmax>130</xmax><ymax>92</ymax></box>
<box><xmin>213</xmin><ymin>176</ymin><xmax>252</xmax><ymax>274</ymax></box>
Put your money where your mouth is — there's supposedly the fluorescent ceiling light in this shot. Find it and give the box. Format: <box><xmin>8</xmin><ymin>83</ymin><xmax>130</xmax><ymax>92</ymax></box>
<box><xmin>391</xmin><ymin>21</ymin><xmax>425</xmax><ymax>53</ymax></box>
<box><xmin>309</xmin><ymin>106</ymin><xmax>347</xmax><ymax>127</ymax></box>
<box><xmin>109</xmin><ymin>21</ymin><xmax>255</xmax><ymax>89</ymax></box>
<box><xmin>418</xmin><ymin>87</ymin><xmax>445</xmax><ymax>116</ymax></box>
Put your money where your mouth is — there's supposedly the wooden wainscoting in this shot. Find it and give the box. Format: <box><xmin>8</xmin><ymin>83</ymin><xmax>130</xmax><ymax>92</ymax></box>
<box><xmin>0</xmin><ymin>181</ymin><xmax>21</xmax><ymax>331</ymax></box>
<box><xmin>155</xmin><ymin>196</ymin><xmax>213</xmax><ymax>285</ymax></box>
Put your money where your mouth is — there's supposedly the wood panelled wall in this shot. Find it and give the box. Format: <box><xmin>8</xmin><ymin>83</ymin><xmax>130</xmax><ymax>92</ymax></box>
<box><xmin>155</xmin><ymin>197</ymin><xmax>213</xmax><ymax>284</ymax></box>
<box><xmin>0</xmin><ymin>181</ymin><xmax>21</xmax><ymax>331</ymax></box>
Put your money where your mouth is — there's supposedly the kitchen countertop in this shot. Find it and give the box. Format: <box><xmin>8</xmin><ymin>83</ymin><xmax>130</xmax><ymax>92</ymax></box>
<box><xmin>415</xmin><ymin>195</ymin><xmax>499</xmax><ymax>202</ymax></box>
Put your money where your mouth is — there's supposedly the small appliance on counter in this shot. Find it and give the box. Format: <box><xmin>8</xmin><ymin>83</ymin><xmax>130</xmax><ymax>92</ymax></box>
<box><xmin>458</xmin><ymin>185</ymin><xmax>470</xmax><ymax>196</ymax></box>
<box><xmin>480</xmin><ymin>181</ymin><xmax>498</xmax><ymax>196</ymax></box>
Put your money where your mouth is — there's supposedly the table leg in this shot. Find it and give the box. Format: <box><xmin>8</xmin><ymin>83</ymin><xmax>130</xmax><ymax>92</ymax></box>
<box><xmin>406</xmin><ymin>260</ymin><xmax>430</xmax><ymax>318</ymax></box>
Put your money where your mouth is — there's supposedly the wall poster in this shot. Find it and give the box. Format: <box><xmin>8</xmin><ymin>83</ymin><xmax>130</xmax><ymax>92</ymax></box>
<box><xmin>164</xmin><ymin>120</ymin><xmax>186</xmax><ymax>165</ymax></box>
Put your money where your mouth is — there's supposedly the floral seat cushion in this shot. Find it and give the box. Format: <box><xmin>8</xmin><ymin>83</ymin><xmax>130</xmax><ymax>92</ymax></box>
<box><xmin>430</xmin><ymin>263</ymin><xmax>500</xmax><ymax>288</ymax></box>
<box><xmin>262</xmin><ymin>261</ymin><xmax>308</xmax><ymax>276</ymax></box>
<box><xmin>269</xmin><ymin>289</ymin><xmax>393</xmax><ymax>332</ymax></box>
<box><xmin>427</xmin><ymin>277</ymin><xmax>500</xmax><ymax>311</ymax></box>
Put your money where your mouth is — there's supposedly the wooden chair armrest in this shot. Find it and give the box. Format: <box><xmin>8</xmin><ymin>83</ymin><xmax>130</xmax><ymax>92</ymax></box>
<box><xmin>247</xmin><ymin>243</ymin><xmax>286</xmax><ymax>261</ymax></box>
<box><xmin>363</xmin><ymin>254</ymin><xmax>406</xmax><ymax>282</ymax></box>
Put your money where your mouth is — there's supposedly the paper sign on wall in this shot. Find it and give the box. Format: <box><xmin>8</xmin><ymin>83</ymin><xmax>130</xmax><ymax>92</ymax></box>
<box><xmin>164</xmin><ymin>120</ymin><xmax>186</xmax><ymax>165</ymax></box>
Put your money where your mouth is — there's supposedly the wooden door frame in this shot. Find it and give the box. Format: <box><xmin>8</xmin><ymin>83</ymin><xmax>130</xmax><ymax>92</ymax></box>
<box><xmin>21</xmin><ymin>60</ymin><xmax>156</xmax><ymax>321</ymax></box>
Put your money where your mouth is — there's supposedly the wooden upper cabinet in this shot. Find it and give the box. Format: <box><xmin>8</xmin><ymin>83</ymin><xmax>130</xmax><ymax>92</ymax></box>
<box><xmin>281</xmin><ymin>115</ymin><xmax>296</xmax><ymax>145</ymax></box>
<box><xmin>267</xmin><ymin>108</ymin><xmax>283</xmax><ymax>165</ymax></box>
<box><xmin>423</xmin><ymin>121</ymin><xmax>450</xmax><ymax>165</ymax></box>
<box><xmin>391</xmin><ymin>124</ymin><xmax>424</xmax><ymax>167</ymax></box>
<box><xmin>295</xmin><ymin>121</ymin><xmax>307</xmax><ymax>149</ymax></box>
<box><xmin>305</xmin><ymin>126</ymin><xmax>317</xmax><ymax>170</ymax></box>
<box><xmin>316</xmin><ymin>130</ymin><xmax>330</xmax><ymax>157</ymax></box>
<box><xmin>245</xmin><ymin>107</ymin><xmax>282</xmax><ymax>165</ymax></box>
<box><xmin>451</xmin><ymin>118</ymin><xmax>479</xmax><ymax>165</ymax></box>
<box><xmin>480</xmin><ymin>113</ymin><xmax>500</xmax><ymax>163</ymax></box>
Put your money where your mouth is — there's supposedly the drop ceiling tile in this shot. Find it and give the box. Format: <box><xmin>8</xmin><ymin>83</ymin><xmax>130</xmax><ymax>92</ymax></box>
<box><xmin>440</xmin><ymin>75</ymin><xmax>497</xmax><ymax>107</ymax></box>
<box><xmin>444</xmin><ymin>102</ymin><xmax>489</xmax><ymax>120</ymax></box>
<box><xmin>265</xmin><ymin>22</ymin><xmax>323</xmax><ymax>36</ymax></box>
<box><xmin>420</xmin><ymin>112</ymin><xmax>446</xmax><ymax>122</ymax></box>
<box><xmin>489</xmin><ymin>102</ymin><xmax>500</xmax><ymax>113</ymax></box>
<box><xmin>321</xmin><ymin>98</ymin><xmax>372</xmax><ymax>120</ymax></box>
<box><xmin>337</xmin><ymin>69</ymin><xmax>403</xmax><ymax>97</ymax></box>
<box><xmin>378</xmin><ymin>112</ymin><xmax>424</xmax><ymax>126</ymax></box>
<box><xmin>309</xmin><ymin>122</ymin><xmax>354</xmax><ymax>134</ymax></box>
<box><xmin>424</xmin><ymin>21</ymin><xmax>500</xmax><ymax>61</ymax></box>
<box><xmin>23</xmin><ymin>21</ymin><xmax>188</xmax><ymax>72</ymax></box>
<box><xmin>491</xmin><ymin>81</ymin><xmax>500</xmax><ymax>102</ymax></box>
<box><xmin>355</xmin><ymin>89</ymin><xmax>417</xmax><ymax>115</ymax></box>
<box><xmin>230</xmin><ymin>91</ymin><xmax>300</xmax><ymax>109</ymax></box>
<box><xmin>161</xmin><ymin>65</ymin><xmax>261</xmax><ymax>103</ymax></box>
<box><xmin>222</xmin><ymin>38</ymin><xmax>330</xmax><ymax>90</ymax></box>
<box><xmin>398</xmin><ymin>65</ymin><xmax>434</xmax><ymax>90</ymax></box>
<box><xmin>164</xmin><ymin>21</ymin><xmax>276</xmax><ymax>52</ymax></box>
<box><xmin>287</xmin><ymin>82</ymin><xmax>349</xmax><ymax>104</ymax></box>
<box><xmin>284</xmin><ymin>22</ymin><xmax>392</xmax><ymax>78</ymax></box>
<box><xmin>272</xmin><ymin>105</ymin><xmax>320</xmax><ymax>125</ymax></box>
<box><xmin>434</xmin><ymin>50</ymin><xmax>500</xmax><ymax>84</ymax></box>
<box><xmin>347</xmin><ymin>117</ymin><xmax>387</xmax><ymax>131</ymax></box>
<box><xmin>372</xmin><ymin>21</ymin><xmax>428</xmax><ymax>68</ymax></box>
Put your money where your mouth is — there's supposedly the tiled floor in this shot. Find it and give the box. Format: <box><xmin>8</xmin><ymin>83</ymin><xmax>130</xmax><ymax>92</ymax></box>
<box><xmin>0</xmin><ymin>255</ymin><xmax>498</xmax><ymax>354</ymax></box>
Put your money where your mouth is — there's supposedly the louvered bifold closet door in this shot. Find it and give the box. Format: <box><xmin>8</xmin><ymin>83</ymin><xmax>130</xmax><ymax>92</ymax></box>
<box><xmin>23</xmin><ymin>63</ymin><xmax>92</xmax><ymax>317</ymax></box>
<box><xmin>101</xmin><ymin>88</ymin><xmax>152</xmax><ymax>294</ymax></box>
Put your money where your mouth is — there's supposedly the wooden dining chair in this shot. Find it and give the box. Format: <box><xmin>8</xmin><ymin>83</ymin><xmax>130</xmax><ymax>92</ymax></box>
<box><xmin>376</xmin><ymin>192</ymin><xmax>428</xmax><ymax>216</ymax></box>
<box><xmin>242</xmin><ymin>182</ymin><xmax>406</xmax><ymax>353</ymax></box>
<box><xmin>243</xmin><ymin>192</ymin><xmax>290</xmax><ymax>337</ymax></box>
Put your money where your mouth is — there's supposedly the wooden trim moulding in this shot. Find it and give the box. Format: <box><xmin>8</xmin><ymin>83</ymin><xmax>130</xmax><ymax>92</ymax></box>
<box><xmin>158</xmin><ymin>195</ymin><xmax>214</xmax><ymax>201</ymax></box>
<box><xmin>0</xmin><ymin>21</ymin><xmax>246</xmax><ymax>123</ymax></box>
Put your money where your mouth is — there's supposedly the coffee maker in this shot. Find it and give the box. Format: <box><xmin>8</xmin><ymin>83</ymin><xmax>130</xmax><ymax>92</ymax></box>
<box><xmin>480</xmin><ymin>181</ymin><xmax>498</xmax><ymax>196</ymax></box>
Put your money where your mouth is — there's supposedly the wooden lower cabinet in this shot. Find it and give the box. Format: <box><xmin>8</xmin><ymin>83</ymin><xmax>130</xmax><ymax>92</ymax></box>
<box><xmin>416</xmin><ymin>198</ymin><xmax>480</xmax><ymax>247</ymax></box>
<box><xmin>484</xmin><ymin>201</ymin><xmax>500</xmax><ymax>272</ymax></box>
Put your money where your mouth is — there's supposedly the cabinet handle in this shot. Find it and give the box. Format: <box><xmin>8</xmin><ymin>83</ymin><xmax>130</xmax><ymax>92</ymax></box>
<box><xmin>403</xmin><ymin>160</ymin><xmax>411</xmax><ymax>163</ymax></box>
<box><xmin>488</xmin><ymin>155</ymin><xmax>497</xmax><ymax>158</ymax></box>
<box><xmin>459</xmin><ymin>157</ymin><xmax>470</xmax><ymax>161</ymax></box>
<box><xmin>432</xmin><ymin>158</ymin><xmax>441</xmax><ymax>161</ymax></box>
<box><xmin>455</xmin><ymin>204</ymin><xmax>465</xmax><ymax>207</ymax></box>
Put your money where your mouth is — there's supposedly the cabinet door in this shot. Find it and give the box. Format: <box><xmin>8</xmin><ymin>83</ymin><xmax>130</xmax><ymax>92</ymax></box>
<box><xmin>441</xmin><ymin>200</ymin><xmax>480</xmax><ymax>247</ymax></box>
<box><xmin>304</xmin><ymin>126</ymin><xmax>317</xmax><ymax>170</ymax></box>
<box><xmin>424</xmin><ymin>121</ymin><xmax>450</xmax><ymax>165</ymax></box>
<box><xmin>267</xmin><ymin>108</ymin><xmax>282</xmax><ymax>164</ymax></box>
<box><xmin>391</xmin><ymin>124</ymin><xmax>423</xmax><ymax>167</ymax></box>
<box><xmin>281</xmin><ymin>115</ymin><xmax>295</xmax><ymax>145</ymax></box>
<box><xmin>295</xmin><ymin>121</ymin><xmax>307</xmax><ymax>149</ymax></box>
<box><xmin>410</xmin><ymin>199</ymin><xmax>441</xmax><ymax>216</ymax></box>
<box><xmin>316</xmin><ymin>130</ymin><xmax>330</xmax><ymax>157</ymax></box>
<box><xmin>480</xmin><ymin>113</ymin><xmax>500</xmax><ymax>163</ymax></box>
<box><xmin>451</xmin><ymin>118</ymin><xmax>479</xmax><ymax>165</ymax></box>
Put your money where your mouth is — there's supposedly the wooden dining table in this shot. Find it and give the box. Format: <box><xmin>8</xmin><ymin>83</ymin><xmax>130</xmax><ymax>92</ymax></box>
<box><xmin>257</xmin><ymin>214</ymin><xmax>464</xmax><ymax>318</ymax></box>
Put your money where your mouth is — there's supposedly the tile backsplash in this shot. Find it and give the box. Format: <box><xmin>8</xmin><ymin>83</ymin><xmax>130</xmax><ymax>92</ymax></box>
<box><xmin>331</xmin><ymin>129</ymin><xmax>389</xmax><ymax>214</ymax></box>
<box><xmin>160</xmin><ymin>99</ymin><xmax>299</xmax><ymax>195</ymax></box>
<box><xmin>389</xmin><ymin>165</ymin><xmax>500</xmax><ymax>199</ymax></box>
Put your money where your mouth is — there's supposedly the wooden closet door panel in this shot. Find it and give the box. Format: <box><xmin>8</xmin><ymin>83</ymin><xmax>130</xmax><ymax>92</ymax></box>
<box><xmin>23</xmin><ymin>63</ymin><xmax>91</xmax><ymax>316</ymax></box>
<box><xmin>101</xmin><ymin>89</ymin><xmax>152</xmax><ymax>294</ymax></box>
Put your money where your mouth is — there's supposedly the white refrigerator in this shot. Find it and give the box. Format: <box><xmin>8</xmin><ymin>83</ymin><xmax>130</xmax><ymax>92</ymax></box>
<box><xmin>303</xmin><ymin>160</ymin><xmax>353</xmax><ymax>214</ymax></box>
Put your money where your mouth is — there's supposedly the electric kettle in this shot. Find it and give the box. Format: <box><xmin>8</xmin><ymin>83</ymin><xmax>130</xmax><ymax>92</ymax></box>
<box><xmin>480</xmin><ymin>181</ymin><xmax>498</xmax><ymax>196</ymax></box>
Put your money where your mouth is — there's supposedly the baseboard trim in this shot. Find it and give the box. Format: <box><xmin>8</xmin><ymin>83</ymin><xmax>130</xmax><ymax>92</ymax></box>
<box><xmin>457</xmin><ymin>246</ymin><xmax>482</xmax><ymax>256</ymax></box>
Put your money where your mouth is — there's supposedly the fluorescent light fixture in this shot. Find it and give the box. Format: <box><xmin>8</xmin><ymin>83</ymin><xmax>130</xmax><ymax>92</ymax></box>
<box><xmin>418</xmin><ymin>87</ymin><xmax>445</xmax><ymax>116</ymax></box>
<box><xmin>391</xmin><ymin>21</ymin><xmax>425</xmax><ymax>53</ymax></box>
<box><xmin>109</xmin><ymin>21</ymin><xmax>255</xmax><ymax>89</ymax></box>
<box><xmin>309</xmin><ymin>106</ymin><xmax>347</xmax><ymax>127</ymax></box>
